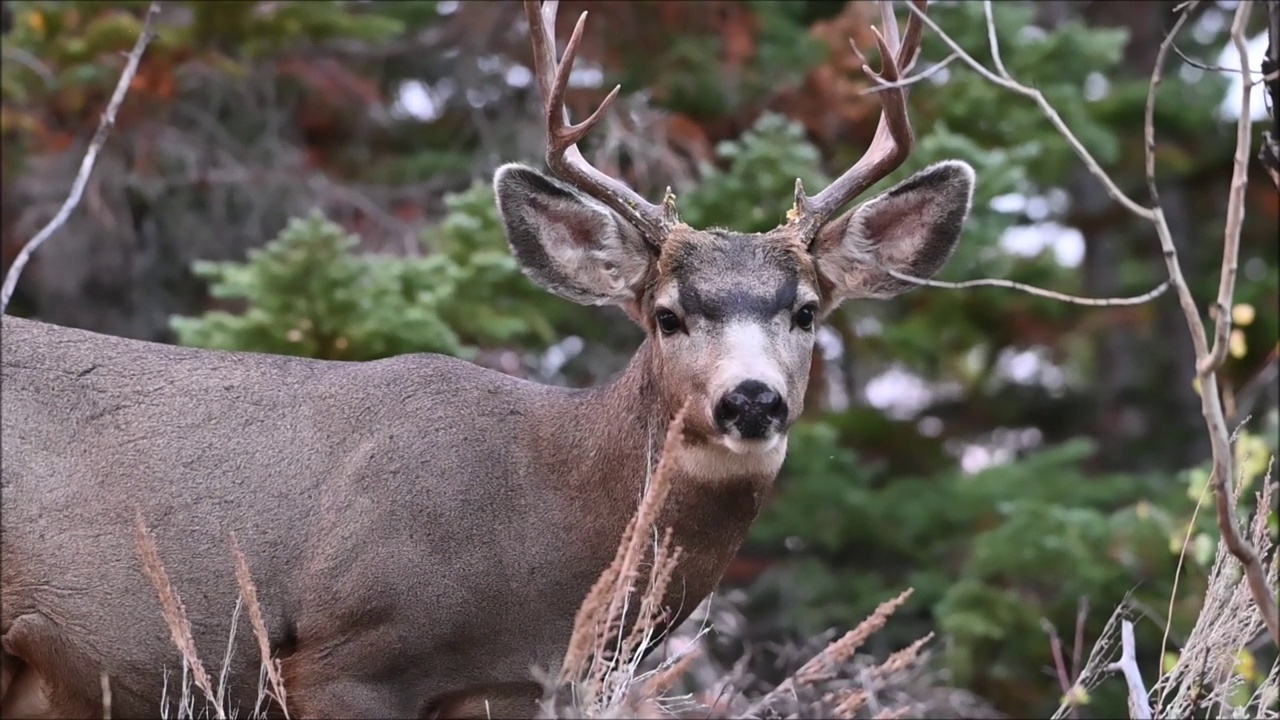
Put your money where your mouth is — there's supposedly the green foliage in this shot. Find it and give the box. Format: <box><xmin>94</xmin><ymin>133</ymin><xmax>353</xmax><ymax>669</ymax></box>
<box><xmin>917</xmin><ymin>2</ymin><xmax>1132</xmax><ymax>183</ymax></box>
<box><xmin>752</xmin><ymin>421</ymin><xmax>1182</xmax><ymax>714</ymax></box>
<box><xmin>171</xmin><ymin>193</ymin><xmax>557</xmax><ymax>361</ymax></box>
<box><xmin>680</xmin><ymin>112</ymin><xmax>828</xmax><ymax>231</ymax></box>
<box><xmin>420</xmin><ymin>182</ymin><xmax>564</xmax><ymax>348</ymax></box>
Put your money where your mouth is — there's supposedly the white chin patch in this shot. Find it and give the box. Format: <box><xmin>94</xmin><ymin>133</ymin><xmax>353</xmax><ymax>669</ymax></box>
<box><xmin>674</xmin><ymin>434</ymin><xmax>789</xmax><ymax>481</ymax></box>
<box><xmin>721</xmin><ymin>435</ymin><xmax>782</xmax><ymax>455</ymax></box>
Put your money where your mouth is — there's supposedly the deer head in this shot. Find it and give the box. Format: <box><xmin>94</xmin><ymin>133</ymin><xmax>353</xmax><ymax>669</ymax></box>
<box><xmin>496</xmin><ymin>0</ymin><xmax>973</xmax><ymax>457</ymax></box>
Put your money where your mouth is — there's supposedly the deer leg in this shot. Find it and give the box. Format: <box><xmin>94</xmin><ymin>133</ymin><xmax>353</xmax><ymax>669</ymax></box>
<box><xmin>1</xmin><ymin>615</ymin><xmax>98</xmax><ymax>719</ymax></box>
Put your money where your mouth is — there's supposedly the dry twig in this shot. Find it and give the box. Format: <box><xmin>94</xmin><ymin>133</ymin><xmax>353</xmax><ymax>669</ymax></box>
<box><xmin>1106</xmin><ymin>620</ymin><xmax>1153</xmax><ymax>720</ymax></box>
<box><xmin>134</xmin><ymin>514</ymin><xmax>226</xmax><ymax>720</ymax></box>
<box><xmin>745</xmin><ymin>588</ymin><xmax>916</xmax><ymax>717</ymax></box>
<box><xmin>230</xmin><ymin>533</ymin><xmax>291</xmax><ymax>719</ymax></box>
<box><xmin>0</xmin><ymin>2</ymin><xmax>161</xmax><ymax>314</ymax></box>
<box><xmin>550</xmin><ymin>401</ymin><xmax>693</xmax><ymax>716</ymax></box>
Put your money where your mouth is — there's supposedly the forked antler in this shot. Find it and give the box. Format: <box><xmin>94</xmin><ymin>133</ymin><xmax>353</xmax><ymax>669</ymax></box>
<box><xmin>789</xmin><ymin>0</ymin><xmax>928</xmax><ymax>241</ymax></box>
<box><xmin>524</xmin><ymin>0</ymin><xmax>676</xmax><ymax>247</ymax></box>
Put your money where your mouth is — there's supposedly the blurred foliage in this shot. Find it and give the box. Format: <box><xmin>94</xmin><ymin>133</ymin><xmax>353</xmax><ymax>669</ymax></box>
<box><xmin>170</xmin><ymin>195</ymin><xmax>558</xmax><ymax>361</ymax></box>
<box><xmin>4</xmin><ymin>1</ymin><xmax>1277</xmax><ymax>718</ymax></box>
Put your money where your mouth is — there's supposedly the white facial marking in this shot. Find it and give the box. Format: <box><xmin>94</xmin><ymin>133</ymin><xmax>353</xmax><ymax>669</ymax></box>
<box><xmin>708</xmin><ymin>321</ymin><xmax>787</xmax><ymax>402</ymax></box>
<box><xmin>676</xmin><ymin>436</ymin><xmax>788</xmax><ymax>481</ymax></box>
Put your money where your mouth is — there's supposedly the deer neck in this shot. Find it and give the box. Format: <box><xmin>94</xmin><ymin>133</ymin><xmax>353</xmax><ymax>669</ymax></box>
<box><xmin>542</xmin><ymin>337</ymin><xmax>782</xmax><ymax>604</ymax></box>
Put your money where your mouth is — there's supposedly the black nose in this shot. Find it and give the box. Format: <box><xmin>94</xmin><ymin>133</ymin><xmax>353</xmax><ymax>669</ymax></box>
<box><xmin>714</xmin><ymin>380</ymin><xmax>788</xmax><ymax>440</ymax></box>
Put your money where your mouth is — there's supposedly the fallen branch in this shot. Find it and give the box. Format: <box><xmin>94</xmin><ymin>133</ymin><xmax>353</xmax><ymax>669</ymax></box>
<box><xmin>0</xmin><ymin>2</ymin><xmax>161</xmax><ymax>315</ymax></box>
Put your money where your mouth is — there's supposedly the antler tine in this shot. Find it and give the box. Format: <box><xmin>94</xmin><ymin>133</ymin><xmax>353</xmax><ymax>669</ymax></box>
<box><xmin>522</xmin><ymin>0</ymin><xmax>669</xmax><ymax>245</ymax></box>
<box><xmin>790</xmin><ymin>0</ymin><xmax>928</xmax><ymax>240</ymax></box>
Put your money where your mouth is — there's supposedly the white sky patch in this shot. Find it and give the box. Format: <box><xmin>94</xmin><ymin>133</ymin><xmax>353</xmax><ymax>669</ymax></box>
<box><xmin>994</xmin><ymin>346</ymin><xmax>1068</xmax><ymax>392</ymax></box>
<box><xmin>506</xmin><ymin>64</ymin><xmax>533</xmax><ymax>89</ymax></box>
<box><xmin>865</xmin><ymin>365</ymin><xmax>936</xmax><ymax>420</ymax></box>
<box><xmin>539</xmin><ymin>335</ymin><xmax>585</xmax><ymax>378</ymax></box>
<box><xmin>954</xmin><ymin>427</ymin><xmax>1045</xmax><ymax>475</ymax></box>
<box><xmin>998</xmin><ymin>223</ymin><xmax>1085</xmax><ymax>268</ymax></box>
<box><xmin>390</xmin><ymin>80</ymin><xmax>440</xmax><ymax>121</ymax></box>
<box><xmin>1217</xmin><ymin>31</ymin><xmax>1270</xmax><ymax>121</ymax></box>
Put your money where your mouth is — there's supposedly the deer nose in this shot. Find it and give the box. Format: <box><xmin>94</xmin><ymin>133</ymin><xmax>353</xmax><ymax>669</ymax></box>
<box><xmin>714</xmin><ymin>380</ymin><xmax>788</xmax><ymax>440</ymax></box>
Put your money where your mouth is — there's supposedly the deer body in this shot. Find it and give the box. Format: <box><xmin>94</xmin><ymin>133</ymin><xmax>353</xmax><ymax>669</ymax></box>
<box><xmin>1</xmin><ymin>315</ymin><xmax>768</xmax><ymax>718</ymax></box>
<box><xmin>2</xmin><ymin>1</ymin><xmax>974</xmax><ymax>717</ymax></box>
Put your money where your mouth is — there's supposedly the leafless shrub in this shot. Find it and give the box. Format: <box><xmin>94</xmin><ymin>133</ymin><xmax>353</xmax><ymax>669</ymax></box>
<box><xmin>539</xmin><ymin>400</ymin><xmax>998</xmax><ymax>719</ymax></box>
<box><xmin>1055</xmin><ymin>460</ymin><xmax>1278</xmax><ymax>720</ymax></box>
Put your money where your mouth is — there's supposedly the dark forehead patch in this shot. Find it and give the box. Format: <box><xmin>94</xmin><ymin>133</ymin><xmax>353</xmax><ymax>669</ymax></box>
<box><xmin>668</xmin><ymin>232</ymin><xmax>801</xmax><ymax>320</ymax></box>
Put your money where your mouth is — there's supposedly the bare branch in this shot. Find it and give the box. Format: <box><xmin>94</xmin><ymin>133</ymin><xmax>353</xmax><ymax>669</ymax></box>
<box><xmin>912</xmin><ymin>0</ymin><xmax>1280</xmax><ymax>646</ymax></box>
<box><xmin>1200</xmin><ymin>1</ymin><xmax>1255</xmax><ymax>377</ymax></box>
<box><xmin>1145</xmin><ymin>2</ymin><xmax>1198</xmax><ymax>210</ymax></box>
<box><xmin>1107</xmin><ymin>620</ymin><xmax>1153</xmax><ymax>720</ymax></box>
<box><xmin>882</xmin><ymin>268</ymin><xmax>1170</xmax><ymax>307</ymax></box>
<box><xmin>861</xmin><ymin>53</ymin><xmax>960</xmax><ymax>95</ymax></box>
<box><xmin>1041</xmin><ymin>618</ymin><xmax>1080</xmax><ymax>720</ymax></box>
<box><xmin>905</xmin><ymin>1</ymin><xmax>1154</xmax><ymax>219</ymax></box>
<box><xmin>0</xmin><ymin>3</ymin><xmax>161</xmax><ymax>315</ymax></box>
<box><xmin>1147</xmin><ymin>0</ymin><xmax>1278</xmax><ymax>647</ymax></box>
<box><xmin>1161</xmin><ymin>0</ymin><xmax>1280</xmax><ymax>654</ymax></box>
<box><xmin>1171</xmin><ymin>41</ymin><xmax>1280</xmax><ymax>84</ymax></box>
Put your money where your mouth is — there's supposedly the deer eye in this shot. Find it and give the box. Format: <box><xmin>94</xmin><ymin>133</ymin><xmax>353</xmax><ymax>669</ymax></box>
<box><xmin>793</xmin><ymin>304</ymin><xmax>817</xmax><ymax>331</ymax></box>
<box><xmin>655</xmin><ymin>309</ymin><xmax>683</xmax><ymax>336</ymax></box>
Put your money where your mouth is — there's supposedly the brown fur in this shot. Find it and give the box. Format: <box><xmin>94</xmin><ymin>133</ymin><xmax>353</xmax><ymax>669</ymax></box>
<box><xmin>0</xmin><ymin>316</ymin><xmax>769</xmax><ymax>719</ymax></box>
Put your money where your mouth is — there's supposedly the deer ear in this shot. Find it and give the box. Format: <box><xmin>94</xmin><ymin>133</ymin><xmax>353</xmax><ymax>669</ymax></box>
<box><xmin>495</xmin><ymin>163</ymin><xmax>653</xmax><ymax>307</ymax></box>
<box><xmin>811</xmin><ymin>160</ymin><xmax>974</xmax><ymax>306</ymax></box>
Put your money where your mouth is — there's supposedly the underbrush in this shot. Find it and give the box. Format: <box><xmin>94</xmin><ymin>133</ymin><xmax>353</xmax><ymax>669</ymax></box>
<box><xmin>132</xmin><ymin>417</ymin><xmax>1277</xmax><ymax>719</ymax></box>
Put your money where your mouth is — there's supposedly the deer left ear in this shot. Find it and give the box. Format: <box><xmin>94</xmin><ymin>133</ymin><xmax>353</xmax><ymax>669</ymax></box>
<box><xmin>811</xmin><ymin>160</ymin><xmax>975</xmax><ymax>305</ymax></box>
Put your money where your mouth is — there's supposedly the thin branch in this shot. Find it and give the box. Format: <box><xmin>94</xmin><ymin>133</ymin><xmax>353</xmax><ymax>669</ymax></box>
<box><xmin>915</xmin><ymin>0</ymin><xmax>1280</xmax><ymax>647</ymax></box>
<box><xmin>1145</xmin><ymin>2</ymin><xmax>1199</xmax><ymax>210</ymax></box>
<box><xmin>1071</xmin><ymin>596</ymin><xmax>1089</xmax><ymax>682</ymax></box>
<box><xmin>0</xmin><ymin>3</ymin><xmax>161</xmax><ymax>315</ymax></box>
<box><xmin>1201</xmin><ymin>1</ymin><xmax>1254</xmax><ymax>377</ymax></box>
<box><xmin>1041</xmin><ymin>618</ymin><xmax>1080</xmax><ymax>720</ymax></box>
<box><xmin>884</xmin><ymin>268</ymin><xmax>1170</xmax><ymax>307</ymax></box>
<box><xmin>906</xmin><ymin>1</ymin><xmax>1154</xmax><ymax>219</ymax></box>
<box><xmin>1</xmin><ymin>45</ymin><xmax>55</xmax><ymax>87</ymax></box>
<box><xmin>1107</xmin><ymin>620</ymin><xmax>1153</xmax><ymax>720</ymax></box>
<box><xmin>1171</xmin><ymin>42</ymin><xmax>1280</xmax><ymax>84</ymax></box>
<box><xmin>1148</xmin><ymin>0</ymin><xmax>1279</xmax><ymax>649</ymax></box>
<box><xmin>981</xmin><ymin>0</ymin><xmax>1012</xmax><ymax>79</ymax></box>
<box><xmin>862</xmin><ymin>53</ymin><xmax>960</xmax><ymax>94</ymax></box>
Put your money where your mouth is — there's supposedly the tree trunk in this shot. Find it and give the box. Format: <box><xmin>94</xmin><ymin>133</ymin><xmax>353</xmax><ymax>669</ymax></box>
<box><xmin>1261</xmin><ymin>0</ymin><xmax>1280</xmax><ymax>186</ymax></box>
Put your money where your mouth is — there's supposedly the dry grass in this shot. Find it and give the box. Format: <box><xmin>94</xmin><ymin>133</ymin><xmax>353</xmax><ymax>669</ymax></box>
<box><xmin>1054</xmin><ymin>458</ymin><xmax>1279</xmax><ymax>720</ymax></box>
<box><xmin>129</xmin><ymin>416</ymin><xmax>1274</xmax><ymax>719</ymax></box>
<box><xmin>541</xmin><ymin>402</ymin><xmax>696</xmax><ymax>718</ymax></box>
<box><xmin>134</xmin><ymin>515</ymin><xmax>288</xmax><ymax>720</ymax></box>
<box><xmin>535</xmin><ymin>404</ymin><xmax>994</xmax><ymax>720</ymax></box>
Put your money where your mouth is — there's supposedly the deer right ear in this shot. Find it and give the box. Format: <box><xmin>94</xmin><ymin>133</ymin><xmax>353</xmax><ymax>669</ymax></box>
<box><xmin>495</xmin><ymin>164</ymin><xmax>653</xmax><ymax>308</ymax></box>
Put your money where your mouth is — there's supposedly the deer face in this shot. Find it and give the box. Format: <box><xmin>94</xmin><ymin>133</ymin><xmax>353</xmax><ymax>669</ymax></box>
<box><xmin>494</xmin><ymin>160</ymin><xmax>975</xmax><ymax>457</ymax></box>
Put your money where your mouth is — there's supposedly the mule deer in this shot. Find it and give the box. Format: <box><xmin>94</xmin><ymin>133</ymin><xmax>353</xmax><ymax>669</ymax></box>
<box><xmin>1</xmin><ymin>0</ymin><xmax>972</xmax><ymax>717</ymax></box>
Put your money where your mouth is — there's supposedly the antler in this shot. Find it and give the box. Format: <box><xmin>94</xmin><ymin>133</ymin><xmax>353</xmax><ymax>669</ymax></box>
<box><xmin>524</xmin><ymin>0</ymin><xmax>675</xmax><ymax>247</ymax></box>
<box><xmin>789</xmin><ymin>0</ymin><xmax>928</xmax><ymax>241</ymax></box>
